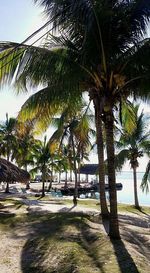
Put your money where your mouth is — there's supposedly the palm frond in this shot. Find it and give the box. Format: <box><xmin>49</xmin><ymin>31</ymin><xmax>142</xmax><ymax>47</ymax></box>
<box><xmin>0</xmin><ymin>42</ymin><xmax>86</xmax><ymax>92</ymax></box>
<box><xmin>115</xmin><ymin>149</ymin><xmax>129</xmax><ymax>171</ymax></box>
<box><xmin>141</xmin><ymin>160</ymin><xmax>150</xmax><ymax>193</ymax></box>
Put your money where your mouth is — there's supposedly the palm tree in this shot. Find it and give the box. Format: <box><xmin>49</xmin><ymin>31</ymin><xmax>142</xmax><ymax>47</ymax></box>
<box><xmin>0</xmin><ymin>0</ymin><xmax>150</xmax><ymax>238</ymax></box>
<box><xmin>0</xmin><ymin>113</ymin><xmax>16</xmax><ymax>192</ymax></box>
<box><xmin>0</xmin><ymin>113</ymin><xmax>16</xmax><ymax>161</ymax></box>
<box><xmin>116</xmin><ymin>105</ymin><xmax>150</xmax><ymax>208</ymax></box>
<box><xmin>49</xmin><ymin>102</ymin><xmax>94</xmax><ymax>205</ymax></box>
<box><xmin>31</xmin><ymin>136</ymin><xmax>53</xmax><ymax>197</ymax></box>
<box><xmin>11</xmin><ymin>120</ymin><xmax>40</xmax><ymax>189</ymax></box>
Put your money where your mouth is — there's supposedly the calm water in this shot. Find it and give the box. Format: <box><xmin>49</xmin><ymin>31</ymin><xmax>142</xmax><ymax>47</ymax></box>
<box><xmin>116</xmin><ymin>171</ymin><xmax>150</xmax><ymax>206</ymax></box>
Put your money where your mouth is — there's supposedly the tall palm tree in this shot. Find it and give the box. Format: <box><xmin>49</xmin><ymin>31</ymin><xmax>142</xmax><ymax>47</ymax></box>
<box><xmin>115</xmin><ymin>105</ymin><xmax>150</xmax><ymax>208</ymax></box>
<box><xmin>0</xmin><ymin>0</ymin><xmax>150</xmax><ymax>238</ymax></box>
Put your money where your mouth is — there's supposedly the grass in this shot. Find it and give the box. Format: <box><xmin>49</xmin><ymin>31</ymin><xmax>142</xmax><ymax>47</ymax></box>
<box><xmin>0</xmin><ymin>210</ymin><xmax>136</xmax><ymax>273</ymax></box>
<box><xmin>0</xmin><ymin>196</ymin><xmax>149</xmax><ymax>273</ymax></box>
<box><xmin>118</xmin><ymin>203</ymin><xmax>150</xmax><ymax>215</ymax></box>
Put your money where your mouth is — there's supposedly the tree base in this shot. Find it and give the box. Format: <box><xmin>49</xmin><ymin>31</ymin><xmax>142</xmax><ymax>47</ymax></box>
<box><xmin>135</xmin><ymin>205</ymin><xmax>141</xmax><ymax>210</ymax></box>
<box><xmin>109</xmin><ymin>233</ymin><xmax>121</xmax><ymax>240</ymax></box>
<box><xmin>101</xmin><ymin>212</ymin><xmax>110</xmax><ymax>219</ymax></box>
<box><xmin>73</xmin><ymin>196</ymin><xmax>77</xmax><ymax>206</ymax></box>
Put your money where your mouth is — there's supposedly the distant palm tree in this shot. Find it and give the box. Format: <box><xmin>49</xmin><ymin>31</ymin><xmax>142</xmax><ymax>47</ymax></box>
<box><xmin>116</xmin><ymin>105</ymin><xmax>150</xmax><ymax>208</ymax></box>
<box><xmin>31</xmin><ymin>136</ymin><xmax>52</xmax><ymax>197</ymax></box>
<box><xmin>0</xmin><ymin>113</ymin><xmax>16</xmax><ymax>192</ymax></box>
<box><xmin>0</xmin><ymin>113</ymin><xmax>16</xmax><ymax>161</ymax></box>
<box><xmin>49</xmin><ymin>103</ymin><xmax>94</xmax><ymax>205</ymax></box>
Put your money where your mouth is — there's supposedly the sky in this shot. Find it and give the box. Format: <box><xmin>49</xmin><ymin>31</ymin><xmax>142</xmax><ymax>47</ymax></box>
<box><xmin>0</xmin><ymin>0</ymin><xmax>44</xmax><ymax>121</ymax></box>
<box><xmin>0</xmin><ymin>1</ymin><xmax>149</xmax><ymax>170</ymax></box>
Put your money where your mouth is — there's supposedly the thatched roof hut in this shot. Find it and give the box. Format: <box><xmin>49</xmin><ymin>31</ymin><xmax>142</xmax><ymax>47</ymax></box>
<box><xmin>0</xmin><ymin>158</ymin><xmax>30</xmax><ymax>183</ymax></box>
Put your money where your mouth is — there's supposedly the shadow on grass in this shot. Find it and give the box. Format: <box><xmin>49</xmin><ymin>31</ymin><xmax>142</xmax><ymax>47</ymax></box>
<box><xmin>110</xmin><ymin>239</ymin><xmax>139</xmax><ymax>273</ymax></box>
<box><xmin>119</xmin><ymin>214</ymin><xmax>150</xmax><ymax>228</ymax></box>
<box><xmin>121</xmin><ymin>228</ymin><xmax>150</xmax><ymax>261</ymax></box>
<box><xmin>138</xmin><ymin>207</ymin><xmax>150</xmax><ymax>216</ymax></box>
<box><xmin>101</xmin><ymin>217</ymin><xmax>140</xmax><ymax>273</ymax></box>
<box><xmin>18</xmin><ymin>211</ymin><xmax>142</xmax><ymax>273</ymax></box>
<box><xmin>58</xmin><ymin>205</ymin><xmax>76</xmax><ymax>212</ymax></box>
<box><xmin>121</xmin><ymin>205</ymin><xmax>150</xmax><ymax>217</ymax></box>
<box><xmin>20</xmin><ymin>212</ymin><xmax>107</xmax><ymax>273</ymax></box>
<box><xmin>0</xmin><ymin>211</ymin><xmax>16</xmax><ymax>227</ymax></box>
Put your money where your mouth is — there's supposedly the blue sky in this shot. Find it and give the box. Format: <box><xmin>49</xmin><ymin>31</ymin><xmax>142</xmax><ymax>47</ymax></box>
<box><xmin>0</xmin><ymin>0</ymin><xmax>43</xmax><ymax>121</ymax></box>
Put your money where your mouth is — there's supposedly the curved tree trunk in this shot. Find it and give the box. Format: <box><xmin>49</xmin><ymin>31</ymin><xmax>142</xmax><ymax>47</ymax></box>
<box><xmin>133</xmin><ymin>167</ymin><xmax>140</xmax><ymax>208</ymax></box>
<box><xmin>105</xmin><ymin>110</ymin><xmax>120</xmax><ymax>239</ymax></box>
<box><xmin>94</xmin><ymin>101</ymin><xmax>109</xmax><ymax>217</ymax></box>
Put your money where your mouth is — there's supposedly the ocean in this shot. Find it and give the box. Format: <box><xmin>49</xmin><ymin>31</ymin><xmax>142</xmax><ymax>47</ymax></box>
<box><xmin>116</xmin><ymin>171</ymin><xmax>150</xmax><ymax>206</ymax></box>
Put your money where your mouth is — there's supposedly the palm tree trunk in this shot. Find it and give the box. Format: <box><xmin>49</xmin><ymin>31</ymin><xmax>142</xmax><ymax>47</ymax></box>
<box><xmin>41</xmin><ymin>166</ymin><xmax>46</xmax><ymax>197</ymax></box>
<box><xmin>78</xmin><ymin>162</ymin><xmax>81</xmax><ymax>186</ymax></box>
<box><xmin>59</xmin><ymin>172</ymin><xmax>61</xmax><ymax>183</ymax></box>
<box><xmin>5</xmin><ymin>182</ymin><xmax>9</xmax><ymax>193</ymax></box>
<box><xmin>24</xmin><ymin>164</ymin><xmax>30</xmax><ymax>189</ymax></box>
<box><xmin>94</xmin><ymin>101</ymin><xmax>109</xmax><ymax>217</ymax></box>
<box><xmin>70</xmin><ymin>169</ymin><xmax>72</xmax><ymax>181</ymax></box>
<box><xmin>105</xmin><ymin>110</ymin><xmax>120</xmax><ymax>239</ymax></box>
<box><xmin>133</xmin><ymin>167</ymin><xmax>140</xmax><ymax>208</ymax></box>
<box><xmin>65</xmin><ymin>171</ymin><xmax>68</xmax><ymax>188</ymax></box>
<box><xmin>71</xmin><ymin>133</ymin><xmax>78</xmax><ymax>206</ymax></box>
<box><xmin>42</xmin><ymin>181</ymin><xmax>45</xmax><ymax>197</ymax></box>
<box><xmin>6</xmin><ymin>139</ymin><xmax>10</xmax><ymax>162</ymax></box>
<box><xmin>48</xmin><ymin>171</ymin><xmax>53</xmax><ymax>192</ymax></box>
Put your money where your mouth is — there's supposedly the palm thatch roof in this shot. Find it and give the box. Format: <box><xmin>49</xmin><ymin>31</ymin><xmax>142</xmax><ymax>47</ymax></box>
<box><xmin>0</xmin><ymin>158</ymin><xmax>30</xmax><ymax>183</ymax></box>
<box><xmin>79</xmin><ymin>164</ymin><xmax>99</xmax><ymax>175</ymax></box>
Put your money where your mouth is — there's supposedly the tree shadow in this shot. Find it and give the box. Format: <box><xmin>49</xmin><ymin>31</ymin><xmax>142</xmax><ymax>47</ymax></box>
<box><xmin>1</xmin><ymin>207</ymin><xmax>146</xmax><ymax>273</ymax></box>
<box><xmin>138</xmin><ymin>207</ymin><xmax>150</xmax><ymax>216</ymax></box>
<box><xmin>110</xmin><ymin>238</ymin><xmax>140</xmax><ymax>273</ymax></box>
<box><xmin>119</xmin><ymin>214</ymin><xmax>150</xmax><ymax>228</ymax></box>
<box><xmin>0</xmin><ymin>210</ymin><xmax>16</xmax><ymax>227</ymax></box>
<box><xmin>121</xmin><ymin>227</ymin><xmax>150</xmax><ymax>261</ymax></box>
<box><xmin>19</xmin><ymin>211</ymin><xmax>143</xmax><ymax>273</ymax></box>
<box><xmin>58</xmin><ymin>204</ymin><xmax>76</xmax><ymax>212</ymax></box>
<box><xmin>20</xmin><ymin>212</ymin><xmax>107</xmax><ymax>273</ymax></box>
<box><xmin>101</xmin><ymin>218</ymin><xmax>140</xmax><ymax>273</ymax></box>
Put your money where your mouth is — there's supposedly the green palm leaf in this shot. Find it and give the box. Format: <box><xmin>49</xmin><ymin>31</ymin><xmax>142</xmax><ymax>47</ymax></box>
<box><xmin>141</xmin><ymin>161</ymin><xmax>150</xmax><ymax>193</ymax></box>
